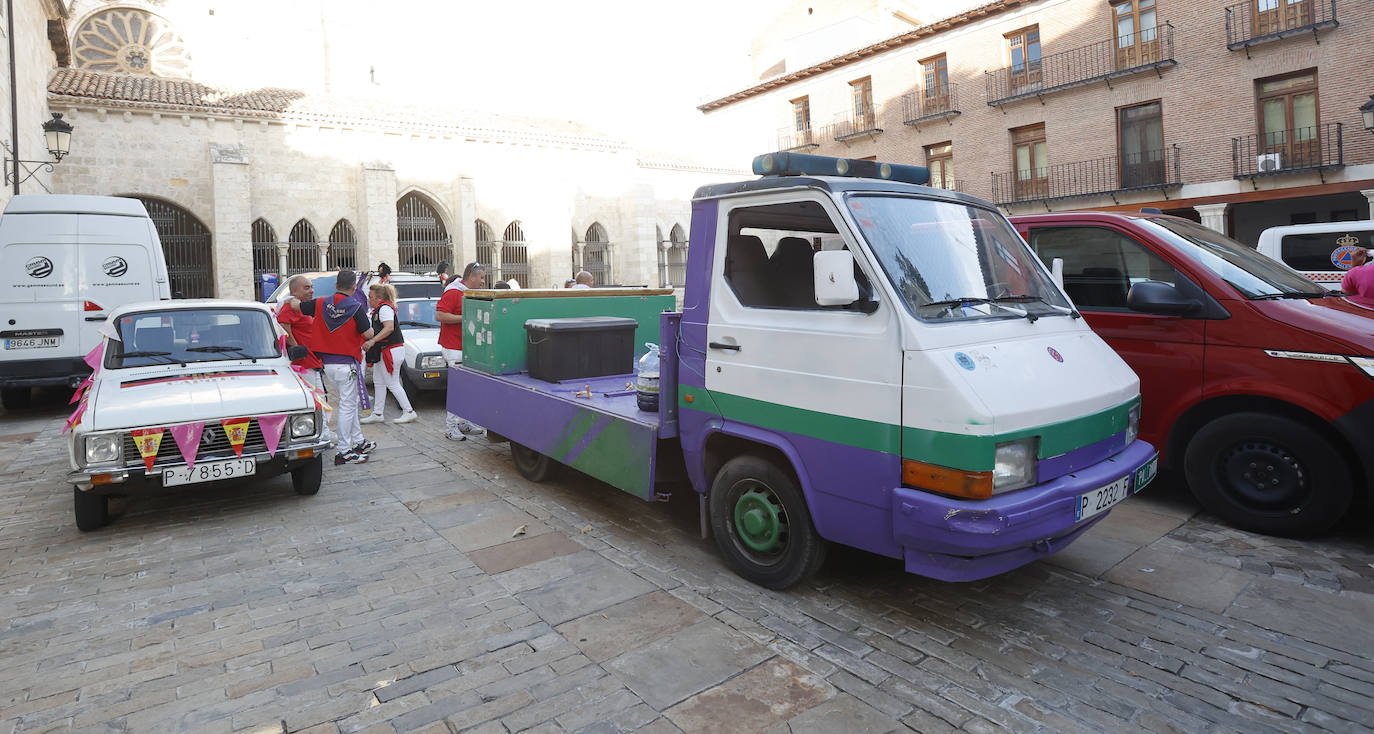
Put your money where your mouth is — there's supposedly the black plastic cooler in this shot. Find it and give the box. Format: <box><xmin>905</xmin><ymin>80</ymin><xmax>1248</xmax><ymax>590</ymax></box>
<box><xmin>524</xmin><ymin>317</ymin><xmax>637</xmax><ymax>382</ymax></box>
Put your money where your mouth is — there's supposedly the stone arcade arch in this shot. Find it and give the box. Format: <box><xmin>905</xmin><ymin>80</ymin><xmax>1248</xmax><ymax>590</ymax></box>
<box><xmin>328</xmin><ymin>219</ymin><xmax>357</xmax><ymax>271</ymax></box>
<box><xmin>124</xmin><ymin>195</ymin><xmax>212</xmax><ymax>298</ymax></box>
<box><xmin>396</xmin><ymin>192</ymin><xmax>452</xmax><ymax>272</ymax></box>
<box><xmin>502</xmin><ymin>221</ymin><xmax>528</xmax><ymax>287</ymax></box>
<box><xmin>287</xmin><ymin>219</ymin><xmax>320</xmax><ymax>274</ymax></box>
<box><xmin>474</xmin><ymin>220</ymin><xmax>495</xmax><ymax>274</ymax></box>
<box><xmin>667</xmin><ymin>223</ymin><xmax>688</xmax><ymax>287</ymax></box>
<box><xmin>581</xmin><ymin>222</ymin><xmax>610</xmax><ymax>286</ymax></box>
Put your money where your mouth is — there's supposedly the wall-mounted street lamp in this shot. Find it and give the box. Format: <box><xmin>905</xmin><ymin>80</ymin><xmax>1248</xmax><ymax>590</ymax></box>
<box><xmin>1362</xmin><ymin>95</ymin><xmax>1374</xmax><ymax>136</ymax></box>
<box><xmin>5</xmin><ymin>113</ymin><xmax>73</xmax><ymax>190</ymax></box>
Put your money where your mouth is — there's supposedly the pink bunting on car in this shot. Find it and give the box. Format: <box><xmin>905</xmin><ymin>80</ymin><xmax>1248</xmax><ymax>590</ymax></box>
<box><xmin>169</xmin><ymin>422</ymin><xmax>204</xmax><ymax>470</ymax></box>
<box><xmin>82</xmin><ymin>342</ymin><xmax>104</xmax><ymax>371</ymax></box>
<box><xmin>258</xmin><ymin>414</ymin><xmax>287</xmax><ymax>457</ymax></box>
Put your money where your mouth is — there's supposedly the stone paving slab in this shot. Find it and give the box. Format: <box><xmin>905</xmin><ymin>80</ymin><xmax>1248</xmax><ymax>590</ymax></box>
<box><xmin>2</xmin><ymin>393</ymin><xmax>1373</xmax><ymax>734</ymax></box>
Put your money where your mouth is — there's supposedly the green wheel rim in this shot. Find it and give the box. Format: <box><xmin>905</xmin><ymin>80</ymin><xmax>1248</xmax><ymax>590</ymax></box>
<box><xmin>733</xmin><ymin>486</ymin><xmax>785</xmax><ymax>553</ymax></box>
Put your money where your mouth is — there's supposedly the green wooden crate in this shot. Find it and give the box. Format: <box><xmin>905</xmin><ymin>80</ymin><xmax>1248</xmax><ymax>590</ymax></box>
<box><xmin>461</xmin><ymin>289</ymin><xmax>677</xmax><ymax>375</ymax></box>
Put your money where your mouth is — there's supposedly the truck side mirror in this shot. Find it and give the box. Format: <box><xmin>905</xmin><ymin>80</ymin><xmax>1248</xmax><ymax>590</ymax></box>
<box><xmin>286</xmin><ymin>345</ymin><xmax>309</xmax><ymax>361</ymax></box>
<box><xmin>814</xmin><ymin>250</ymin><xmax>859</xmax><ymax>306</ymax></box>
<box><xmin>1050</xmin><ymin>257</ymin><xmax>1065</xmax><ymax>290</ymax></box>
<box><xmin>1127</xmin><ymin>281</ymin><xmax>1202</xmax><ymax>316</ymax></box>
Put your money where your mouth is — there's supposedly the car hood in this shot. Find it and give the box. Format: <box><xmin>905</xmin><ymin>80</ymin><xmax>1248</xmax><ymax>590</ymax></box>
<box><xmin>1250</xmin><ymin>296</ymin><xmax>1374</xmax><ymax>355</ymax></box>
<box><xmin>89</xmin><ymin>363</ymin><xmax>311</xmax><ymax>431</ymax></box>
<box><xmin>404</xmin><ymin>328</ymin><xmax>441</xmax><ymax>354</ymax></box>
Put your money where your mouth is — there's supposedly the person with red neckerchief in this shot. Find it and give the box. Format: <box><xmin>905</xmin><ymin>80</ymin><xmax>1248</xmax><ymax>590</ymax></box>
<box><xmin>435</xmin><ymin>262</ymin><xmax>486</xmax><ymax>441</ymax></box>
<box><xmin>361</xmin><ymin>283</ymin><xmax>417</xmax><ymax>425</ymax></box>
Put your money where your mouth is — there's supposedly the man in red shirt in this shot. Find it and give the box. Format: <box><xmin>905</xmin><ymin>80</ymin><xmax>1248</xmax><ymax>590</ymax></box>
<box><xmin>287</xmin><ymin>270</ymin><xmax>376</xmax><ymax>464</ymax></box>
<box><xmin>277</xmin><ymin>275</ymin><xmax>336</xmax><ymax>445</ymax></box>
<box><xmin>436</xmin><ymin>262</ymin><xmax>486</xmax><ymax>440</ymax></box>
<box><xmin>1340</xmin><ymin>248</ymin><xmax>1374</xmax><ymax>308</ymax></box>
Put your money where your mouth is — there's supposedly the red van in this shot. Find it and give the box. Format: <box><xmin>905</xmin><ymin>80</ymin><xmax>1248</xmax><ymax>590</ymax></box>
<box><xmin>1011</xmin><ymin>211</ymin><xmax>1374</xmax><ymax>536</ymax></box>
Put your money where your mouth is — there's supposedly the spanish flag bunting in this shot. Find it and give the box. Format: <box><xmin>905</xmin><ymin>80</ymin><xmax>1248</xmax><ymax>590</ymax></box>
<box><xmin>130</xmin><ymin>427</ymin><xmax>165</xmax><ymax>472</ymax></box>
<box><xmin>221</xmin><ymin>417</ymin><xmax>251</xmax><ymax>457</ymax></box>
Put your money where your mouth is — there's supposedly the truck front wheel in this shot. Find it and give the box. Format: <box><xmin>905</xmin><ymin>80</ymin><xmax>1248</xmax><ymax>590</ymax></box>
<box><xmin>709</xmin><ymin>455</ymin><xmax>826</xmax><ymax>590</ymax></box>
<box><xmin>73</xmin><ymin>488</ymin><xmax>108</xmax><ymax>531</ymax></box>
<box><xmin>1183</xmin><ymin>412</ymin><xmax>1351</xmax><ymax>536</ymax></box>
<box><xmin>292</xmin><ymin>455</ymin><xmax>323</xmax><ymax>495</ymax></box>
<box><xmin>511</xmin><ymin>442</ymin><xmax>558</xmax><ymax>482</ymax></box>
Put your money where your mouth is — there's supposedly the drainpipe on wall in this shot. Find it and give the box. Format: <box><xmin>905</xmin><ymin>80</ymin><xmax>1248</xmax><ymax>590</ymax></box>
<box><xmin>8</xmin><ymin>0</ymin><xmax>19</xmax><ymax>196</ymax></box>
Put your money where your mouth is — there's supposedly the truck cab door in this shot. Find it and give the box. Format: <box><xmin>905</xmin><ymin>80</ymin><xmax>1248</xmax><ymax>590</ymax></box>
<box><xmin>703</xmin><ymin>192</ymin><xmax>904</xmax><ymax>550</ymax></box>
<box><xmin>1024</xmin><ymin>223</ymin><xmax>1207</xmax><ymax>451</ymax></box>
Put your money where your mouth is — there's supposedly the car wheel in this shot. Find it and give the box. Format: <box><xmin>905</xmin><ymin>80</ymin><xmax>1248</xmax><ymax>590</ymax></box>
<box><xmin>1183</xmin><ymin>412</ymin><xmax>1351</xmax><ymax>536</ymax></box>
<box><xmin>73</xmin><ymin>488</ymin><xmax>108</xmax><ymax>531</ymax></box>
<box><xmin>292</xmin><ymin>455</ymin><xmax>323</xmax><ymax>496</ymax></box>
<box><xmin>1</xmin><ymin>387</ymin><xmax>32</xmax><ymax>410</ymax></box>
<box><xmin>510</xmin><ymin>442</ymin><xmax>558</xmax><ymax>482</ymax></box>
<box><xmin>708</xmin><ymin>454</ymin><xmax>826</xmax><ymax>590</ymax></box>
<box><xmin>401</xmin><ymin>369</ymin><xmax>417</xmax><ymax>394</ymax></box>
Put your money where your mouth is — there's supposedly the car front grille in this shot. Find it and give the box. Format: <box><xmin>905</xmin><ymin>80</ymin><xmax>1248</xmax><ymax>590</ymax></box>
<box><xmin>122</xmin><ymin>422</ymin><xmax>270</xmax><ymax>469</ymax></box>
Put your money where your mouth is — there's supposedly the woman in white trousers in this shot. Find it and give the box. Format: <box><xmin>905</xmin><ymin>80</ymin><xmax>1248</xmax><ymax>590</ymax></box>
<box><xmin>361</xmin><ymin>283</ymin><xmax>417</xmax><ymax>424</ymax></box>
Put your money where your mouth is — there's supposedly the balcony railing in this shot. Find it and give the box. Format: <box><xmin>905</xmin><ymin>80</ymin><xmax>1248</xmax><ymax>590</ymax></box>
<box><xmin>1233</xmin><ymin>122</ymin><xmax>1343</xmax><ymax>179</ymax></box>
<box><xmin>986</xmin><ymin>24</ymin><xmax>1175</xmax><ymax>106</ymax></box>
<box><xmin>901</xmin><ymin>84</ymin><xmax>961</xmax><ymax>127</ymax></box>
<box><xmin>1225</xmin><ymin>0</ymin><xmax>1337</xmax><ymax>51</ymax></box>
<box><xmin>928</xmin><ymin>178</ymin><xmax>965</xmax><ymax>193</ymax></box>
<box><xmin>830</xmin><ymin>110</ymin><xmax>882</xmax><ymax>142</ymax></box>
<box><xmin>991</xmin><ymin>145</ymin><xmax>1181</xmax><ymax>205</ymax></box>
<box><xmin>777</xmin><ymin>126</ymin><xmax>820</xmax><ymax>151</ymax></box>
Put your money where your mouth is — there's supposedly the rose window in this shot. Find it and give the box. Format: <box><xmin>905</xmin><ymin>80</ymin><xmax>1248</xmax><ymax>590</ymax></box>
<box><xmin>72</xmin><ymin>8</ymin><xmax>191</xmax><ymax>78</ymax></box>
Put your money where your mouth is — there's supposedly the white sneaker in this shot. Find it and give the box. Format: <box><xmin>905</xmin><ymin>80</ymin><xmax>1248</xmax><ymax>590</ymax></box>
<box><xmin>393</xmin><ymin>411</ymin><xmax>418</xmax><ymax>424</ymax></box>
<box><xmin>445</xmin><ymin>430</ymin><xmax>467</xmax><ymax>441</ymax></box>
<box><xmin>457</xmin><ymin>420</ymin><xmax>485</xmax><ymax>436</ymax></box>
<box><xmin>359</xmin><ymin>413</ymin><xmax>384</xmax><ymax>425</ymax></box>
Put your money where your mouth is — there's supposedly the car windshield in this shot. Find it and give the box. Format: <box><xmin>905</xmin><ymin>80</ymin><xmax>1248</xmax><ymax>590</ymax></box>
<box><xmin>108</xmin><ymin>308</ymin><xmax>279</xmax><ymax>368</ymax></box>
<box><xmin>847</xmin><ymin>195</ymin><xmax>1072</xmax><ymax>321</ymax></box>
<box><xmin>1139</xmin><ymin>218</ymin><xmax>1326</xmax><ymax>299</ymax></box>
<box><xmin>396</xmin><ymin>298</ymin><xmax>440</xmax><ymax>327</ymax></box>
<box><xmin>392</xmin><ymin>281</ymin><xmax>443</xmax><ymax>298</ymax></box>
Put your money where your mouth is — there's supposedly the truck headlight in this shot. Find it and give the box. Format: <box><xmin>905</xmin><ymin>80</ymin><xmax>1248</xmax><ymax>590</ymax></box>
<box><xmin>290</xmin><ymin>412</ymin><xmax>316</xmax><ymax>438</ymax></box>
<box><xmin>993</xmin><ymin>438</ymin><xmax>1037</xmax><ymax>492</ymax></box>
<box><xmin>1126</xmin><ymin>404</ymin><xmax>1140</xmax><ymax>445</ymax></box>
<box><xmin>1350</xmin><ymin>356</ymin><xmax>1374</xmax><ymax>380</ymax></box>
<box><xmin>420</xmin><ymin>354</ymin><xmax>447</xmax><ymax>370</ymax></box>
<box><xmin>84</xmin><ymin>433</ymin><xmax>122</xmax><ymax>465</ymax></box>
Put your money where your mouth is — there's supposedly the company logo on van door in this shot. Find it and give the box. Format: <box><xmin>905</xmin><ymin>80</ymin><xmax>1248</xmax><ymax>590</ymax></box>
<box><xmin>101</xmin><ymin>256</ymin><xmax>128</xmax><ymax>278</ymax></box>
<box><xmin>25</xmin><ymin>256</ymin><xmax>53</xmax><ymax>278</ymax></box>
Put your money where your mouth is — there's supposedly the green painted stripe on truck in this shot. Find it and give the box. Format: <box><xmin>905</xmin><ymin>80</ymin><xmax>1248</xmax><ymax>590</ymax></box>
<box><xmin>548</xmin><ymin>410</ymin><xmax>600</xmax><ymax>463</ymax></box>
<box><xmin>679</xmin><ymin>385</ymin><xmax>1137</xmax><ymax>472</ymax></box>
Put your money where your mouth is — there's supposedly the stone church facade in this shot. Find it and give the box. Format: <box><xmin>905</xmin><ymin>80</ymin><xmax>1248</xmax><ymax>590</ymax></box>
<box><xmin>28</xmin><ymin>1</ymin><xmax>736</xmax><ymax>299</ymax></box>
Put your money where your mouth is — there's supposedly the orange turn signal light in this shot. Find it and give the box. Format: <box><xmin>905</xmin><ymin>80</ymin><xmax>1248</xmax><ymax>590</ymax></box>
<box><xmin>901</xmin><ymin>459</ymin><xmax>993</xmax><ymax>500</ymax></box>
<box><xmin>91</xmin><ymin>474</ymin><xmax>114</xmax><ymax>486</ymax></box>
<box><xmin>293</xmin><ymin>448</ymin><xmax>314</xmax><ymax>460</ymax></box>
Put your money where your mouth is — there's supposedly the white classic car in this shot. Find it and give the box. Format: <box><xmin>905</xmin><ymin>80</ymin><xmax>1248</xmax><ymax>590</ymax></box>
<box><xmin>393</xmin><ymin>295</ymin><xmax>448</xmax><ymax>392</ymax></box>
<box><xmin>66</xmin><ymin>299</ymin><xmax>332</xmax><ymax>530</ymax></box>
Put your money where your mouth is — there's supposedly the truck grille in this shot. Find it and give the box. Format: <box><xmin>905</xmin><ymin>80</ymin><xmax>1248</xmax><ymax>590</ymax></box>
<box><xmin>122</xmin><ymin>422</ymin><xmax>269</xmax><ymax>469</ymax></box>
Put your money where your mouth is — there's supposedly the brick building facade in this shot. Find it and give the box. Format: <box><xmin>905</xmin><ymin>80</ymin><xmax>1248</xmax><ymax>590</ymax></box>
<box><xmin>699</xmin><ymin>0</ymin><xmax>1374</xmax><ymax>243</ymax></box>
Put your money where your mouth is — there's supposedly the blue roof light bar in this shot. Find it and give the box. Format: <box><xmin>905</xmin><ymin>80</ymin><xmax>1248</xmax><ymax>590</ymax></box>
<box><xmin>752</xmin><ymin>152</ymin><xmax>930</xmax><ymax>186</ymax></box>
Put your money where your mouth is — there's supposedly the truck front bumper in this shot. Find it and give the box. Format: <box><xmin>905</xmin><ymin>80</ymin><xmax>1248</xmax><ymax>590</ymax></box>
<box><xmin>891</xmin><ymin>440</ymin><xmax>1157</xmax><ymax>582</ymax></box>
<box><xmin>68</xmin><ymin>440</ymin><xmax>332</xmax><ymax>493</ymax></box>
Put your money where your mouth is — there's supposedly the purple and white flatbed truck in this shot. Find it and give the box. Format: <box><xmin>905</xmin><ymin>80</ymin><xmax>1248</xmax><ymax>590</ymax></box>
<box><xmin>449</xmin><ymin>153</ymin><xmax>1157</xmax><ymax>589</ymax></box>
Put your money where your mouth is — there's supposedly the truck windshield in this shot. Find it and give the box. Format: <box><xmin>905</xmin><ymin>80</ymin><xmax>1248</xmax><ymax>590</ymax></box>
<box><xmin>848</xmin><ymin>195</ymin><xmax>1071</xmax><ymax>321</ymax></box>
<box><xmin>1138</xmin><ymin>218</ymin><xmax>1328</xmax><ymax>299</ymax></box>
<box><xmin>108</xmin><ymin>308</ymin><xmax>279</xmax><ymax>368</ymax></box>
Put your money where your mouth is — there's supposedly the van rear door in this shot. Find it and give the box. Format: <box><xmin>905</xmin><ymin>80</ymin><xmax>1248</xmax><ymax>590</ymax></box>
<box><xmin>0</xmin><ymin>213</ymin><xmax>80</xmax><ymax>364</ymax></box>
<box><xmin>77</xmin><ymin>213</ymin><xmax>166</xmax><ymax>355</ymax></box>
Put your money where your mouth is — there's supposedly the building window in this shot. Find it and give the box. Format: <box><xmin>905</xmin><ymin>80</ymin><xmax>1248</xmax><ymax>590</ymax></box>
<box><xmin>850</xmin><ymin>77</ymin><xmax>874</xmax><ymax>127</ymax></box>
<box><xmin>667</xmin><ymin>223</ymin><xmax>688</xmax><ymax>288</ymax></box>
<box><xmin>921</xmin><ymin>54</ymin><xmax>949</xmax><ymax>103</ymax></box>
<box><xmin>1253</xmin><ymin>0</ymin><xmax>1314</xmax><ymax>37</ymax></box>
<box><xmin>1005</xmin><ymin>26</ymin><xmax>1042</xmax><ymax>92</ymax></box>
<box><xmin>582</xmin><ymin>223</ymin><xmax>611</xmax><ymax>285</ymax></box>
<box><xmin>501</xmin><ymin>221</ymin><xmax>529</xmax><ymax>287</ymax></box>
<box><xmin>474</xmin><ymin>219</ymin><xmax>495</xmax><ymax>272</ymax></box>
<box><xmin>1113</xmin><ymin>0</ymin><xmax>1159</xmax><ymax>68</ymax></box>
<box><xmin>792</xmin><ymin>96</ymin><xmax>811</xmax><ymax>134</ymax></box>
<box><xmin>71</xmin><ymin>8</ymin><xmax>192</xmax><ymax>78</ymax></box>
<box><xmin>1256</xmin><ymin>70</ymin><xmax>1318</xmax><ymax>168</ymax></box>
<box><xmin>925</xmin><ymin>142</ymin><xmax>955</xmax><ymax>191</ymax></box>
<box><xmin>327</xmin><ymin>219</ymin><xmax>357</xmax><ymax>271</ymax></box>
<box><xmin>1119</xmin><ymin>101</ymin><xmax>1164</xmax><ymax>188</ymax></box>
<box><xmin>1011</xmin><ymin>123</ymin><xmax>1048</xmax><ymax>200</ymax></box>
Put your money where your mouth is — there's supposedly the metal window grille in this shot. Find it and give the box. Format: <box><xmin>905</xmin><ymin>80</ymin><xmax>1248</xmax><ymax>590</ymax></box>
<box><xmin>474</xmin><ymin>219</ymin><xmax>495</xmax><ymax>278</ymax></box>
<box><xmin>132</xmin><ymin>197</ymin><xmax>213</xmax><ymax>298</ymax></box>
<box><xmin>287</xmin><ymin>219</ymin><xmax>320</xmax><ymax>275</ymax></box>
<box><xmin>397</xmin><ymin>193</ymin><xmax>452</xmax><ymax>273</ymax></box>
<box><xmin>667</xmin><ymin>223</ymin><xmax>688</xmax><ymax>288</ymax></box>
<box><xmin>251</xmin><ymin>218</ymin><xmax>277</xmax><ymax>299</ymax></box>
<box><xmin>579</xmin><ymin>222</ymin><xmax>611</xmax><ymax>285</ymax></box>
<box><xmin>501</xmin><ymin>221</ymin><xmax>528</xmax><ymax>287</ymax></box>
<box><xmin>1232</xmin><ymin>122</ymin><xmax>1343</xmax><ymax>178</ymax></box>
<box><xmin>327</xmin><ymin>219</ymin><xmax>356</xmax><ymax>271</ymax></box>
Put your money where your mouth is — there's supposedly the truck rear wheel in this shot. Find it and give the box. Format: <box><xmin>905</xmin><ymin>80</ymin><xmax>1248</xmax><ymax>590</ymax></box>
<box><xmin>73</xmin><ymin>488</ymin><xmax>108</xmax><ymax>531</ymax></box>
<box><xmin>709</xmin><ymin>454</ymin><xmax>826</xmax><ymax>590</ymax></box>
<box><xmin>511</xmin><ymin>442</ymin><xmax>558</xmax><ymax>482</ymax></box>
<box><xmin>1</xmin><ymin>387</ymin><xmax>31</xmax><ymax>410</ymax></box>
<box><xmin>1183</xmin><ymin>412</ymin><xmax>1351</xmax><ymax>536</ymax></box>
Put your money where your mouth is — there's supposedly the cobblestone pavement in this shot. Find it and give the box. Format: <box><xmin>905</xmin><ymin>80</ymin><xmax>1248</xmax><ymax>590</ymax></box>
<box><xmin>2</xmin><ymin>388</ymin><xmax>1373</xmax><ymax>734</ymax></box>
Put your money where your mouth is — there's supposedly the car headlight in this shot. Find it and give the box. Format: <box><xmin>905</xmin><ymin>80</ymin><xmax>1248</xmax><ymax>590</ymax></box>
<box><xmin>1350</xmin><ymin>356</ymin><xmax>1374</xmax><ymax>380</ymax></box>
<box><xmin>290</xmin><ymin>412</ymin><xmax>317</xmax><ymax>438</ymax></box>
<box><xmin>1126</xmin><ymin>404</ymin><xmax>1140</xmax><ymax>446</ymax></box>
<box><xmin>84</xmin><ymin>434</ymin><xmax>122</xmax><ymax>465</ymax></box>
<box><xmin>993</xmin><ymin>438</ymin><xmax>1038</xmax><ymax>493</ymax></box>
<box><xmin>420</xmin><ymin>354</ymin><xmax>447</xmax><ymax>370</ymax></box>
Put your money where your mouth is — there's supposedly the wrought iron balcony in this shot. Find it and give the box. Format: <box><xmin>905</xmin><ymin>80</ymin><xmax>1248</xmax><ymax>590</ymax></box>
<box><xmin>1233</xmin><ymin>122</ymin><xmax>1343</xmax><ymax>180</ymax></box>
<box><xmin>901</xmin><ymin>85</ymin><xmax>961</xmax><ymax>128</ymax></box>
<box><xmin>986</xmin><ymin>24</ymin><xmax>1175</xmax><ymax>107</ymax></box>
<box><xmin>928</xmin><ymin>178</ymin><xmax>964</xmax><ymax>193</ymax></box>
<box><xmin>830</xmin><ymin>110</ymin><xmax>882</xmax><ymax>142</ymax></box>
<box><xmin>1226</xmin><ymin>0</ymin><xmax>1337</xmax><ymax>52</ymax></box>
<box><xmin>777</xmin><ymin>126</ymin><xmax>820</xmax><ymax>151</ymax></box>
<box><xmin>991</xmin><ymin>146</ymin><xmax>1181</xmax><ymax>205</ymax></box>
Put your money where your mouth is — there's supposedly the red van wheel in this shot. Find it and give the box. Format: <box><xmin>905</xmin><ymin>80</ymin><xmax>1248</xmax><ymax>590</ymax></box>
<box><xmin>1183</xmin><ymin>412</ymin><xmax>1351</xmax><ymax>536</ymax></box>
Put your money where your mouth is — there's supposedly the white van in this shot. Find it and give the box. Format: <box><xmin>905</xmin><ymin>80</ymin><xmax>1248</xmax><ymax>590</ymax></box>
<box><xmin>0</xmin><ymin>195</ymin><xmax>170</xmax><ymax>408</ymax></box>
<box><xmin>1256</xmin><ymin>221</ymin><xmax>1374</xmax><ymax>289</ymax></box>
